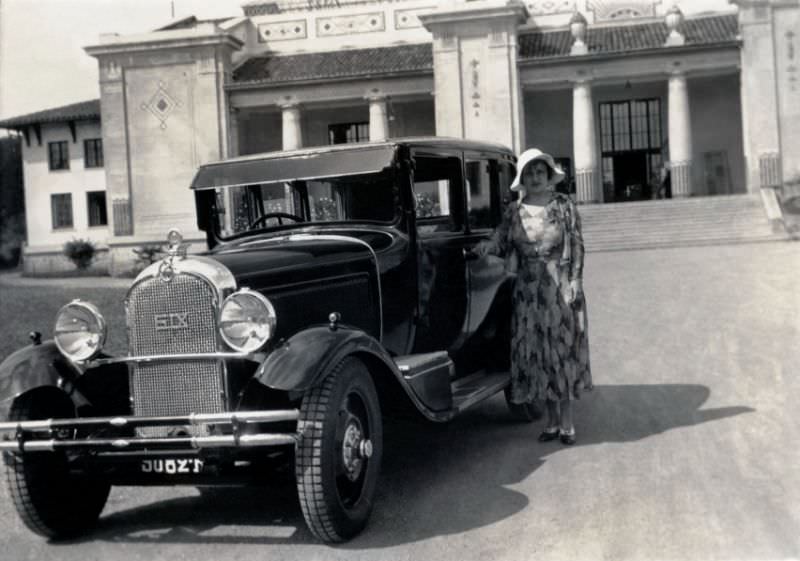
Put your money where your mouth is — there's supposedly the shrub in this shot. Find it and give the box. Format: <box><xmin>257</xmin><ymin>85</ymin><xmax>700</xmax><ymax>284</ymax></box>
<box><xmin>0</xmin><ymin>210</ymin><xmax>25</xmax><ymax>268</ymax></box>
<box><xmin>63</xmin><ymin>238</ymin><xmax>96</xmax><ymax>270</ymax></box>
<box><xmin>132</xmin><ymin>243</ymin><xmax>165</xmax><ymax>270</ymax></box>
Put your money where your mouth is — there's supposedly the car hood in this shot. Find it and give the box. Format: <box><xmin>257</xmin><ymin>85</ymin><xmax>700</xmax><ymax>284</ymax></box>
<box><xmin>207</xmin><ymin>229</ymin><xmax>393</xmax><ymax>289</ymax></box>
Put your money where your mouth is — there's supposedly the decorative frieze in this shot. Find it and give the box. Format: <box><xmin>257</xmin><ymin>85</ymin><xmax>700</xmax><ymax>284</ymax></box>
<box><xmin>587</xmin><ymin>1</ymin><xmax>655</xmax><ymax>21</ymax></box>
<box><xmin>316</xmin><ymin>12</ymin><xmax>385</xmax><ymax>36</ymax></box>
<box><xmin>394</xmin><ymin>6</ymin><xmax>435</xmax><ymax>30</ymax></box>
<box><xmin>258</xmin><ymin>20</ymin><xmax>308</xmax><ymax>42</ymax></box>
<box><xmin>525</xmin><ymin>1</ymin><xmax>575</xmax><ymax>16</ymax></box>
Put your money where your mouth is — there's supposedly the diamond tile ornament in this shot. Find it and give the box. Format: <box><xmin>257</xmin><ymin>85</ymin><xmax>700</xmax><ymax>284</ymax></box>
<box><xmin>141</xmin><ymin>82</ymin><xmax>181</xmax><ymax>129</ymax></box>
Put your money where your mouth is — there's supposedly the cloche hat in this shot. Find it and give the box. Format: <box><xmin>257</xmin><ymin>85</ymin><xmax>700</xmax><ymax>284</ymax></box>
<box><xmin>510</xmin><ymin>148</ymin><xmax>566</xmax><ymax>192</ymax></box>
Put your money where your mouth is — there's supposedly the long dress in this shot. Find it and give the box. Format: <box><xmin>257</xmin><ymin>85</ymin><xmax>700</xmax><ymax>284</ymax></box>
<box><xmin>484</xmin><ymin>191</ymin><xmax>592</xmax><ymax>404</ymax></box>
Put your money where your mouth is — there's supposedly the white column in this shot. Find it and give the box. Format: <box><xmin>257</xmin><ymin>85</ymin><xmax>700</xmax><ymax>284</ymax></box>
<box><xmin>367</xmin><ymin>95</ymin><xmax>390</xmax><ymax>141</ymax></box>
<box><xmin>573</xmin><ymin>79</ymin><xmax>599</xmax><ymax>203</ymax></box>
<box><xmin>668</xmin><ymin>71</ymin><xmax>693</xmax><ymax>197</ymax></box>
<box><xmin>280</xmin><ymin>103</ymin><xmax>302</xmax><ymax>150</ymax></box>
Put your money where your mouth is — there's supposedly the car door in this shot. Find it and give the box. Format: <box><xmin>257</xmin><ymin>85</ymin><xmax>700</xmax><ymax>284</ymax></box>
<box><xmin>454</xmin><ymin>153</ymin><xmax>516</xmax><ymax>372</ymax></box>
<box><xmin>410</xmin><ymin>150</ymin><xmax>469</xmax><ymax>354</ymax></box>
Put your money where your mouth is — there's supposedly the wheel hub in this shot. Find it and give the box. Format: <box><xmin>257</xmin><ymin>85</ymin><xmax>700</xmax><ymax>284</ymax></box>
<box><xmin>342</xmin><ymin>420</ymin><xmax>371</xmax><ymax>481</ymax></box>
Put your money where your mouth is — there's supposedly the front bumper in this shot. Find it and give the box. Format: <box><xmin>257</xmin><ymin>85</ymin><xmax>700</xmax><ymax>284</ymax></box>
<box><xmin>0</xmin><ymin>410</ymin><xmax>299</xmax><ymax>453</ymax></box>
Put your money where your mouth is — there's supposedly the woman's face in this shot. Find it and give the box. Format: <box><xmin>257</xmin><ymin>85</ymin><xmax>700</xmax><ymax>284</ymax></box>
<box><xmin>521</xmin><ymin>161</ymin><xmax>551</xmax><ymax>192</ymax></box>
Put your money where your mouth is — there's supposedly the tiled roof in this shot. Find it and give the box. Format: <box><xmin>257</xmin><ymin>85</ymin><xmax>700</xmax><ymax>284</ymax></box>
<box><xmin>231</xmin><ymin>43</ymin><xmax>433</xmax><ymax>86</ymax></box>
<box><xmin>519</xmin><ymin>14</ymin><xmax>739</xmax><ymax>61</ymax></box>
<box><xmin>0</xmin><ymin>99</ymin><xmax>100</xmax><ymax>129</ymax></box>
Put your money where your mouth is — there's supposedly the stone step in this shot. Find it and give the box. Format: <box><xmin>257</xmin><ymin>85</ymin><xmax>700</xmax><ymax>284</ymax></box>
<box><xmin>575</xmin><ymin>194</ymin><xmax>788</xmax><ymax>252</ymax></box>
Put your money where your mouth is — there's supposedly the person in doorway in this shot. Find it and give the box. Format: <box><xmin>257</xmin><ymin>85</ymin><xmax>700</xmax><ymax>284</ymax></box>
<box><xmin>658</xmin><ymin>164</ymin><xmax>672</xmax><ymax>199</ymax></box>
<box><xmin>476</xmin><ymin>148</ymin><xmax>592</xmax><ymax>445</ymax></box>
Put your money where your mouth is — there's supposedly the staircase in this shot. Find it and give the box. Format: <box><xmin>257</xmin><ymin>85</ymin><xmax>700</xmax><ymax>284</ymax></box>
<box><xmin>579</xmin><ymin>194</ymin><xmax>789</xmax><ymax>252</ymax></box>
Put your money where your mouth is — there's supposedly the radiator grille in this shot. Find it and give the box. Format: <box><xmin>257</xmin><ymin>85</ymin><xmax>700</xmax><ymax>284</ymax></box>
<box><xmin>127</xmin><ymin>274</ymin><xmax>225</xmax><ymax>436</ymax></box>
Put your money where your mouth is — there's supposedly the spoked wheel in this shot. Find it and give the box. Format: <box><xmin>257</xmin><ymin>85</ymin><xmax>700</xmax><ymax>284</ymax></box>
<box><xmin>295</xmin><ymin>357</ymin><xmax>382</xmax><ymax>542</ymax></box>
<box><xmin>3</xmin><ymin>390</ymin><xmax>110</xmax><ymax>539</ymax></box>
<box><xmin>504</xmin><ymin>386</ymin><xmax>543</xmax><ymax>423</ymax></box>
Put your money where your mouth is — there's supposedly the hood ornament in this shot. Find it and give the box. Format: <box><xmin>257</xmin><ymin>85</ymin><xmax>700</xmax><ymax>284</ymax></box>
<box><xmin>159</xmin><ymin>229</ymin><xmax>187</xmax><ymax>283</ymax></box>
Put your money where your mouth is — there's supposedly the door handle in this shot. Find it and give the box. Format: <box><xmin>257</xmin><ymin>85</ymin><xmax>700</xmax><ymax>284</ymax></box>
<box><xmin>463</xmin><ymin>247</ymin><xmax>479</xmax><ymax>261</ymax></box>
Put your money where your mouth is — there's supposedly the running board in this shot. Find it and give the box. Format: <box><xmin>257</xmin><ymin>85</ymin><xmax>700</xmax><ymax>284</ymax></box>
<box><xmin>451</xmin><ymin>371</ymin><xmax>509</xmax><ymax>414</ymax></box>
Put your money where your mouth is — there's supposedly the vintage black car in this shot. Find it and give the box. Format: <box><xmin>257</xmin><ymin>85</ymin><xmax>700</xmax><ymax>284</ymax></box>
<box><xmin>0</xmin><ymin>137</ymin><xmax>539</xmax><ymax>543</ymax></box>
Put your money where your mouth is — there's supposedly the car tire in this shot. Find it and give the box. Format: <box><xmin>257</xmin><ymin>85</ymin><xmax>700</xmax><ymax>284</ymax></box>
<box><xmin>504</xmin><ymin>387</ymin><xmax>543</xmax><ymax>423</ymax></box>
<box><xmin>3</xmin><ymin>390</ymin><xmax>110</xmax><ymax>539</ymax></box>
<box><xmin>295</xmin><ymin>356</ymin><xmax>382</xmax><ymax>543</ymax></box>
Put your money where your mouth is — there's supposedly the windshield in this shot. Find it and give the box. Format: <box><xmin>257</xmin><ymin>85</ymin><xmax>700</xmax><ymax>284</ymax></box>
<box><xmin>213</xmin><ymin>169</ymin><xmax>398</xmax><ymax>239</ymax></box>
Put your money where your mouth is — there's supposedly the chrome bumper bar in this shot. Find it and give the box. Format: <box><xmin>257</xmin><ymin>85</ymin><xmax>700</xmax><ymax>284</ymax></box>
<box><xmin>0</xmin><ymin>409</ymin><xmax>299</xmax><ymax>453</ymax></box>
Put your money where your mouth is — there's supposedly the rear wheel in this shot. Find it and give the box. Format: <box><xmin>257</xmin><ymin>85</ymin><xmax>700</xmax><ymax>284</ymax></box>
<box><xmin>3</xmin><ymin>390</ymin><xmax>110</xmax><ymax>539</ymax></box>
<box><xmin>295</xmin><ymin>357</ymin><xmax>382</xmax><ymax>542</ymax></box>
<box><xmin>504</xmin><ymin>386</ymin><xmax>543</xmax><ymax>423</ymax></box>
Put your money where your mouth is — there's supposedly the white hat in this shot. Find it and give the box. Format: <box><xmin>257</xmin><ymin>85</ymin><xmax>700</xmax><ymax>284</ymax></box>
<box><xmin>510</xmin><ymin>148</ymin><xmax>566</xmax><ymax>192</ymax></box>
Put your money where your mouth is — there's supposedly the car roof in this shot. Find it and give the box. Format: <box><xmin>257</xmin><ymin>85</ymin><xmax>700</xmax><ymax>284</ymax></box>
<box><xmin>191</xmin><ymin>136</ymin><xmax>515</xmax><ymax>190</ymax></box>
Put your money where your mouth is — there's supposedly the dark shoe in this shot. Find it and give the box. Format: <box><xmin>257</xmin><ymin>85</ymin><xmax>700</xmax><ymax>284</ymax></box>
<box><xmin>538</xmin><ymin>427</ymin><xmax>559</xmax><ymax>442</ymax></box>
<box><xmin>559</xmin><ymin>428</ymin><xmax>576</xmax><ymax>446</ymax></box>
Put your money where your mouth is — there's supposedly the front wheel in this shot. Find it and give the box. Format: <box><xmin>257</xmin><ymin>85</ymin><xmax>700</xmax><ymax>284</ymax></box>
<box><xmin>295</xmin><ymin>357</ymin><xmax>382</xmax><ymax>542</ymax></box>
<box><xmin>3</xmin><ymin>390</ymin><xmax>110</xmax><ymax>539</ymax></box>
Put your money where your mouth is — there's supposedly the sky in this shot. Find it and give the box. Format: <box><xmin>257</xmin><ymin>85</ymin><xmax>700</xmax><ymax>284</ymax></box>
<box><xmin>0</xmin><ymin>0</ymin><xmax>735</xmax><ymax>120</ymax></box>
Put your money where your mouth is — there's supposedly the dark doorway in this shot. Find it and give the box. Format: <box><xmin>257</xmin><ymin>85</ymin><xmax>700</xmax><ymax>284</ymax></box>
<box><xmin>613</xmin><ymin>152</ymin><xmax>650</xmax><ymax>201</ymax></box>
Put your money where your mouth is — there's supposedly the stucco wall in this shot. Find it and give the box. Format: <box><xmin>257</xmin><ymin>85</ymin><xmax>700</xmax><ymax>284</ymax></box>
<box><xmin>688</xmin><ymin>73</ymin><xmax>746</xmax><ymax>195</ymax></box>
<box><xmin>21</xmin><ymin>120</ymin><xmax>108</xmax><ymax>251</ymax></box>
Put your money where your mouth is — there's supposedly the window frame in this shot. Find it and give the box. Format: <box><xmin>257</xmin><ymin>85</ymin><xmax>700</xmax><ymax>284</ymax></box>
<box><xmin>84</xmin><ymin>138</ymin><xmax>104</xmax><ymax>168</ymax></box>
<box><xmin>51</xmin><ymin>193</ymin><xmax>74</xmax><ymax>229</ymax></box>
<box><xmin>48</xmin><ymin>141</ymin><xmax>70</xmax><ymax>171</ymax></box>
<box><xmin>328</xmin><ymin>122</ymin><xmax>370</xmax><ymax>145</ymax></box>
<box><xmin>86</xmin><ymin>190</ymin><xmax>108</xmax><ymax>227</ymax></box>
<box><xmin>410</xmin><ymin>151</ymin><xmax>465</xmax><ymax>234</ymax></box>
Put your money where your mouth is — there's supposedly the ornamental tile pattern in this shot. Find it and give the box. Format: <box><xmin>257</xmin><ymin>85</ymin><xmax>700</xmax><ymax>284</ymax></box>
<box><xmin>316</xmin><ymin>12</ymin><xmax>386</xmax><ymax>36</ymax></box>
<box><xmin>258</xmin><ymin>19</ymin><xmax>308</xmax><ymax>42</ymax></box>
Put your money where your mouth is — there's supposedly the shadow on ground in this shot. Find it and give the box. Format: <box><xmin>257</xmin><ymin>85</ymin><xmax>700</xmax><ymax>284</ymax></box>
<box><xmin>62</xmin><ymin>383</ymin><xmax>752</xmax><ymax>548</ymax></box>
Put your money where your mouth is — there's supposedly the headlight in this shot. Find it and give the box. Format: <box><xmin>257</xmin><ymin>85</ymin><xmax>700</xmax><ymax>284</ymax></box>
<box><xmin>53</xmin><ymin>300</ymin><xmax>106</xmax><ymax>361</ymax></box>
<box><xmin>219</xmin><ymin>289</ymin><xmax>276</xmax><ymax>352</ymax></box>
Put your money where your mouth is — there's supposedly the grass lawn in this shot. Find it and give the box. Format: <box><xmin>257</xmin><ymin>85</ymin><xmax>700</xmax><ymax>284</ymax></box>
<box><xmin>0</xmin><ymin>285</ymin><xmax>128</xmax><ymax>361</ymax></box>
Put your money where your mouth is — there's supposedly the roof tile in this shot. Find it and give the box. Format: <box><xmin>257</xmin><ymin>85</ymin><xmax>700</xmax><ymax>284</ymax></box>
<box><xmin>519</xmin><ymin>13</ymin><xmax>738</xmax><ymax>61</ymax></box>
<box><xmin>232</xmin><ymin>43</ymin><xmax>433</xmax><ymax>85</ymax></box>
<box><xmin>0</xmin><ymin>99</ymin><xmax>100</xmax><ymax>129</ymax></box>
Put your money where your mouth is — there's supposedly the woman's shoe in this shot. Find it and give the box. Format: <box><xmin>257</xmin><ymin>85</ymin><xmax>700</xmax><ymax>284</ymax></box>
<box><xmin>559</xmin><ymin>428</ymin><xmax>576</xmax><ymax>446</ymax></box>
<box><xmin>538</xmin><ymin>427</ymin><xmax>559</xmax><ymax>442</ymax></box>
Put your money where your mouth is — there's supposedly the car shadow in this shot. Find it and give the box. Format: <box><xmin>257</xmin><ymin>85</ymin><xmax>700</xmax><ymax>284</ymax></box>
<box><xmin>68</xmin><ymin>383</ymin><xmax>752</xmax><ymax>548</ymax></box>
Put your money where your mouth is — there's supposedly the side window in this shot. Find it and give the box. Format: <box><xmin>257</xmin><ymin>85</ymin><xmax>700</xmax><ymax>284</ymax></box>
<box><xmin>498</xmin><ymin>160</ymin><xmax>516</xmax><ymax>206</ymax></box>
<box><xmin>51</xmin><ymin>193</ymin><xmax>73</xmax><ymax>229</ymax></box>
<box><xmin>412</xmin><ymin>154</ymin><xmax>463</xmax><ymax>233</ymax></box>
<box><xmin>465</xmin><ymin>158</ymin><xmax>493</xmax><ymax>230</ymax></box>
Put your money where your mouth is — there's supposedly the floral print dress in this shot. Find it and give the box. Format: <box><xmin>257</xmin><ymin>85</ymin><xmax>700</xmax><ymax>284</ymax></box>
<box><xmin>483</xmin><ymin>192</ymin><xmax>592</xmax><ymax>404</ymax></box>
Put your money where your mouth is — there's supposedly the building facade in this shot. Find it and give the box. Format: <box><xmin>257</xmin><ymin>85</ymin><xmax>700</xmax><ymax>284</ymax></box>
<box><xmin>2</xmin><ymin>0</ymin><xmax>798</xmax><ymax>274</ymax></box>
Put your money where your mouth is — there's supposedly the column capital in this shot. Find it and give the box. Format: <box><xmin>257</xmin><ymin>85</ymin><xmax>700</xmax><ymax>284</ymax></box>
<box><xmin>277</xmin><ymin>96</ymin><xmax>301</xmax><ymax>110</ymax></box>
<box><xmin>364</xmin><ymin>89</ymin><xmax>387</xmax><ymax>102</ymax></box>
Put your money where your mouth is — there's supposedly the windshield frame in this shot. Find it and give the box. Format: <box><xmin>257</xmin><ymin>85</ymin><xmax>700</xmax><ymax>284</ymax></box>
<box><xmin>208</xmin><ymin>167</ymin><xmax>402</xmax><ymax>242</ymax></box>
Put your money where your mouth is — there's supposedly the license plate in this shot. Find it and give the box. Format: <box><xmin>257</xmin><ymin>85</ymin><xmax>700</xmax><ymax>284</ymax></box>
<box><xmin>140</xmin><ymin>458</ymin><xmax>204</xmax><ymax>475</ymax></box>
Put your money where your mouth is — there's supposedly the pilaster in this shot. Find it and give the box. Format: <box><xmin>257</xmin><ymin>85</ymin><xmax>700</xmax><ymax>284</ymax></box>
<box><xmin>420</xmin><ymin>1</ymin><xmax>528</xmax><ymax>153</ymax></box>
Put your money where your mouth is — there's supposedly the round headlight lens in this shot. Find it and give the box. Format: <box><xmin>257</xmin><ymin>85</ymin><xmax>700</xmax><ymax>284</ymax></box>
<box><xmin>53</xmin><ymin>301</ymin><xmax>106</xmax><ymax>361</ymax></box>
<box><xmin>219</xmin><ymin>290</ymin><xmax>276</xmax><ymax>353</ymax></box>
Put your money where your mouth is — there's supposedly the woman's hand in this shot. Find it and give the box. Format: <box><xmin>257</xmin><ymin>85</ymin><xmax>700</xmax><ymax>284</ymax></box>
<box><xmin>566</xmin><ymin>279</ymin><xmax>583</xmax><ymax>305</ymax></box>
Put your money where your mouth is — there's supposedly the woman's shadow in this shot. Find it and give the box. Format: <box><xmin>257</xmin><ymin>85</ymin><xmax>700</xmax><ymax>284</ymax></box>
<box><xmin>81</xmin><ymin>383</ymin><xmax>752</xmax><ymax>547</ymax></box>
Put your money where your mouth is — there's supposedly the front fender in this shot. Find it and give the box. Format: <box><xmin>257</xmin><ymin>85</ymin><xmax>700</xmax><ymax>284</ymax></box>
<box><xmin>0</xmin><ymin>341</ymin><xmax>81</xmax><ymax>420</ymax></box>
<box><xmin>255</xmin><ymin>325</ymin><xmax>395</xmax><ymax>392</ymax></box>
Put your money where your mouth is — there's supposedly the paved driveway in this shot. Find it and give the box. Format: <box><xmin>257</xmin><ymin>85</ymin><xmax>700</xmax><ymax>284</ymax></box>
<box><xmin>1</xmin><ymin>241</ymin><xmax>798</xmax><ymax>561</ymax></box>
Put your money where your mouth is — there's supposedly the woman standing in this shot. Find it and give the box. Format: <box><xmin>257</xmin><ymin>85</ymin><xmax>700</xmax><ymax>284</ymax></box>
<box><xmin>478</xmin><ymin>148</ymin><xmax>592</xmax><ymax>445</ymax></box>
